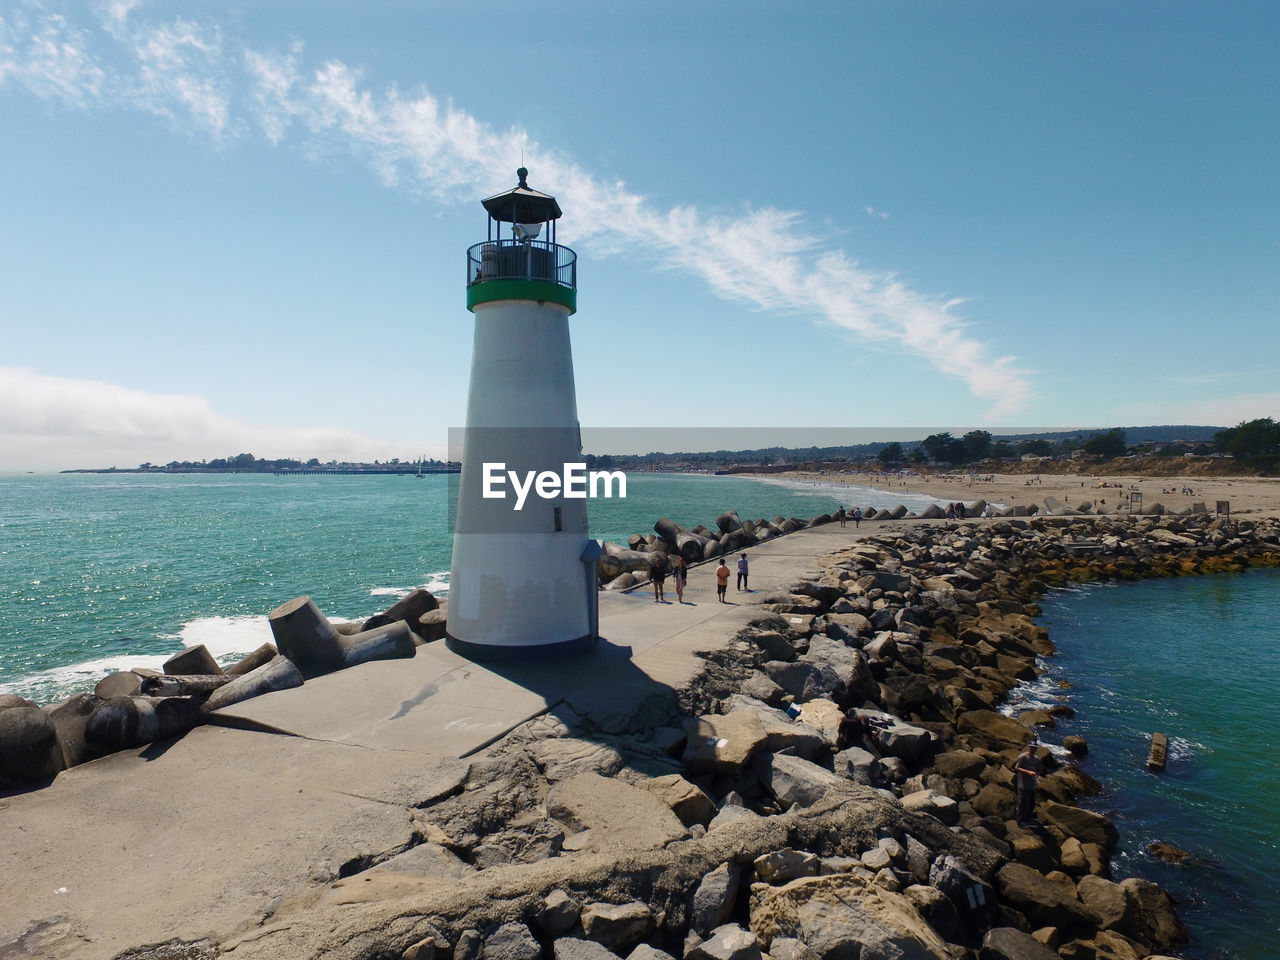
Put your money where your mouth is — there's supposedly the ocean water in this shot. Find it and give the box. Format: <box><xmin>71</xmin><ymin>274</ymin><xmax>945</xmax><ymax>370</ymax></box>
<box><xmin>0</xmin><ymin>471</ymin><xmax>892</xmax><ymax>704</ymax></box>
<box><xmin>1011</xmin><ymin>571</ymin><xmax>1280</xmax><ymax>960</ymax></box>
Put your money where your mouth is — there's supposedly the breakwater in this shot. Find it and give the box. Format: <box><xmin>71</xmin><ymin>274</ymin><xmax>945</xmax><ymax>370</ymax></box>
<box><xmin>4</xmin><ymin>504</ymin><xmax>1277</xmax><ymax>959</ymax></box>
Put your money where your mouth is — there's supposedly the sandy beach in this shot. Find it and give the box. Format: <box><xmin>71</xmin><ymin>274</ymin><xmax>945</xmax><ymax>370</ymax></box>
<box><xmin>765</xmin><ymin>468</ymin><xmax>1280</xmax><ymax>520</ymax></box>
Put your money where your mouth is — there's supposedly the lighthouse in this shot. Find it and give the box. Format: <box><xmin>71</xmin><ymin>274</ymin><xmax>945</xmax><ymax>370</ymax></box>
<box><xmin>447</xmin><ymin>168</ymin><xmax>597</xmax><ymax>660</ymax></box>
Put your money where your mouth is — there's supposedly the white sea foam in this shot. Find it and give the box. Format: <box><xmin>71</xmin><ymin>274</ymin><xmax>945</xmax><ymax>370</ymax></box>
<box><xmin>368</xmin><ymin>572</ymin><xmax>450</xmax><ymax>601</ymax></box>
<box><xmin>369</xmin><ymin>587</ymin><xmax>409</xmax><ymax>598</ymax></box>
<box><xmin>173</xmin><ymin>615</ymin><xmax>274</xmax><ymax>661</ymax></box>
<box><xmin>0</xmin><ymin>653</ymin><xmax>171</xmax><ymax>704</ymax></box>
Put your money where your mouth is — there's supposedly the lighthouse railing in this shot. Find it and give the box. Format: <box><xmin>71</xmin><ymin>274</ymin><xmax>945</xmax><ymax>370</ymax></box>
<box><xmin>467</xmin><ymin>240</ymin><xmax>577</xmax><ymax>290</ymax></box>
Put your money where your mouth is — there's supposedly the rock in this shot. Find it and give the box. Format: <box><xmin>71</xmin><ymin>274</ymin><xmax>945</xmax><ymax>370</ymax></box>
<box><xmin>456</xmin><ymin>929</ymin><xmax>483</xmax><ymax>960</ymax></box>
<box><xmin>0</xmin><ymin>705</ymin><xmax>63</xmax><ymax>785</ymax></box>
<box><xmin>995</xmin><ymin>863</ymin><xmax>1092</xmax><ymax>929</ymax></box>
<box><xmin>739</xmin><ymin>672</ymin><xmax>785</xmax><ymax>706</ymax></box>
<box><xmin>202</xmin><ymin>655</ymin><xmax>304</xmax><ymax>715</ymax></box>
<box><xmin>929</xmin><ymin>855</ymin><xmax>997</xmax><ymax>924</ymax></box>
<box><xmin>1118</xmin><ymin>877</ymin><xmax>1188</xmax><ymax>950</ymax></box>
<box><xmin>980</xmin><ymin>927</ymin><xmax>1059</xmax><ymax>960</ymax></box>
<box><xmin>529</xmin><ymin>737</ymin><xmax>623</xmax><ymax>782</ymax></box>
<box><xmin>932</xmin><ymin>749</ymin><xmax>986</xmax><ymax>780</ymax></box>
<box><xmin>683</xmin><ymin>710</ymin><xmax>769</xmax><ymax>775</ymax></box>
<box><xmin>1039</xmin><ymin>801</ymin><xmax>1120</xmax><ymax>850</ymax></box>
<box><xmin>855</xmin><ymin>710</ymin><xmax>934</xmax><ymax>764</ymax></box>
<box><xmin>971</xmin><ymin>782</ymin><xmax>1016</xmax><ymax>821</ymax></box>
<box><xmin>481</xmin><ymin>922</ymin><xmax>541</xmax><ymax>960</ymax></box>
<box><xmin>553</xmin><ymin>938</ymin><xmax>617</xmax><ymax>960</ymax></box>
<box><xmin>1076</xmin><ymin>875</ymin><xmax>1138</xmax><ymax>934</ymax></box>
<box><xmin>899</xmin><ymin>790</ymin><xmax>959</xmax><ymax>826</ymax></box>
<box><xmin>749</xmin><ymin>874</ymin><xmax>950</xmax><ymax>960</ymax></box>
<box><xmin>686</xmin><ymin>924</ymin><xmax>761</xmax><ymax>960</ymax></box>
<box><xmin>753</xmin><ymin>849</ymin><xmax>820</xmax><ymax>885</ymax></box>
<box><xmin>902</xmin><ymin>884</ymin><xmax>964</xmax><ymax>945</ymax></box>
<box><xmin>580</xmin><ymin>902</ymin><xmax>653</xmax><ymax>953</ymax></box>
<box><xmin>795</xmin><ymin>699</ymin><xmax>844</xmax><ymax>747</ymax></box>
<box><xmin>403</xmin><ymin>931</ymin><xmax>449</xmax><ymax>960</ymax></box>
<box><xmin>534</xmin><ymin>890</ymin><xmax>582</xmax><ymax>938</ymax></box>
<box><xmin>1009</xmin><ymin>832</ymin><xmax>1055</xmax><ymax>874</ymax></box>
<box><xmin>1062</xmin><ymin>735</ymin><xmax>1088</xmax><ymax>756</ymax></box>
<box><xmin>957</xmin><ymin>710</ymin><xmax>1034</xmax><ymax>751</ymax></box>
<box><xmin>1147</xmin><ymin>842</ymin><xmax>1190</xmax><ymax>863</ymax></box>
<box><xmin>745</xmin><ymin>630</ymin><xmax>797</xmax><ymax>663</ymax></box>
<box><xmin>163</xmin><ymin>644</ymin><xmax>223</xmax><ymax>676</ymax></box>
<box><xmin>628</xmin><ymin>946</ymin><xmax>676</xmax><ymax>960</ymax></box>
<box><xmin>692</xmin><ymin>861</ymin><xmax>743</xmax><ymax>935</ymax></box>
<box><xmin>763</xmin><ymin>938</ymin><xmax>818</xmax><ymax>960</ymax></box>
<box><xmin>547</xmin><ymin>772</ymin><xmax>685</xmax><ymax>853</ymax></box>
<box><xmin>824</xmin><ymin>613</ymin><xmax>872</xmax><ymax>643</ymax></box>
<box><xmin>751</xmin><ymin>752</ymin><xmax>847</xmax><ymax>808</ymax></box>
<box><xmin>635</xmin><ymin>774</ymin><xmax>717</xmax><ymax>828</ymax></box>
<box><xmin>832</xmin><ymin>746</ymin><xmax>876</xmax><ymax>785</ymax></box>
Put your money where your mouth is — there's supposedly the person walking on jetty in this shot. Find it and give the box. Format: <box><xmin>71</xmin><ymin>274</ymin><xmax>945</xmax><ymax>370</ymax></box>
<box><xmin>672</xmin><ymin>555</ymin><xmax>688</xmax><ymax>604</ymax></box>
<box><xmin>836</xmin><ymin>506</ymin><xmax>847</xmax><ymax>527</ymax></box>
<box><xmin>852</xmin><ymin>506</ymin><xmax>862</xmax><ymax>528</ymax></box>
<box><xmin>1014</xmin><ymin>740</ymin><xmax>1042</xmax><ymax>826</ymax></box>
<box><xmin>737</xmin><ymin>553</ymin><xmax>750</xmax><ymax>591</ymax></box>
<box><xmin>715</xmin><ymin>558</ymin><xmax>731</xmax><ymax>602</ymax></box>
<box><xmin>649</xmin><ymin>554</ymin><xmax>667</xmax><ymax>603</ymax></box>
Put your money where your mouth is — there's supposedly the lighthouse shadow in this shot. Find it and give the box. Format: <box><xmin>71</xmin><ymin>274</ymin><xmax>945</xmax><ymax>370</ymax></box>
<box><xmin>463</xmin><ymin>638</ymin><xmax>684</xmax><ymax>757</ymax></box>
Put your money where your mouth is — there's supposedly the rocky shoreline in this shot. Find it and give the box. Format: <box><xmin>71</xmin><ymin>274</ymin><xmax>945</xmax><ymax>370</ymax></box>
<box><xmin>192</xmin><ymin>511</ymin><xmax>1277</xmax><ymax>960</ymax></box>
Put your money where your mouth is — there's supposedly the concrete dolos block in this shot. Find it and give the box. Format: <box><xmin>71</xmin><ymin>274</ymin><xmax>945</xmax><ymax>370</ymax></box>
<box><xmin>268</xmin><ymin>596</ymin><xmax>416</xmax><ymax>678</ymax></box>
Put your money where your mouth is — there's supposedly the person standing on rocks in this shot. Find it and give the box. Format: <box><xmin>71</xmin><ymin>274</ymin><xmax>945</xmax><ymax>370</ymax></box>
<box><xmin>672</xmin><ymin>555</ymin><xmax>688</xmax><ymax>604</ymax></box>
<box><xmin>737</xmin><ymin>553</ymin><xmax>750</xmax><ymax>591</ymax></box>
<box><xmin>1015</xmin><ymin>739</ymin><xmax>1042</xmax><ymax>826</ymax></box>
<box><xmin>715</xmin><ymin>558</ymin><xmax>731</xmax><ymax>602</ymax></box>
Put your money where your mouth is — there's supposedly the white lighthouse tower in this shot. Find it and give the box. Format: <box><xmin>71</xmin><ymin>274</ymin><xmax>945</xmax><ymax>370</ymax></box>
<box><xmin>447</xmin><ymin>168</ymin><xmax>596</xmax><ymax>661</ymax></box>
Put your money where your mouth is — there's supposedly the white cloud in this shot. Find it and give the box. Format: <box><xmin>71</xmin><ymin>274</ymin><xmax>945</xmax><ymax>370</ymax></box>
<box><xmin>0</xmin><ymin>368</ymin><xmax>413</xmax><ymax>471</ymax></box>
<box><xmin>864</xmin><ymin>205</ymin><xmax>890</xmax><ymax>220</ymax></box>
<box><xmin>0</xmin><ymin>2</ymin><xmax>1034</xmax><ymax>420</ymax></box>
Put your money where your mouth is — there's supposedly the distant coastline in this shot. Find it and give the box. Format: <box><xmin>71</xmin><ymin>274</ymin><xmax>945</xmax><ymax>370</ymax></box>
<box><xmin>61</xmin><ymin>465</ymin><xmax>459</xmax><ymax>475</ymax></box>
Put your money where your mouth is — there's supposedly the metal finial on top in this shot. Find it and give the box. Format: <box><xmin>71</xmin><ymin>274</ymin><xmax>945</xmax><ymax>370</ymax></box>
<box><xmin>516</xmin><ymin>167</ymin><xmax>529</xmax><ymax>188</ymax></box>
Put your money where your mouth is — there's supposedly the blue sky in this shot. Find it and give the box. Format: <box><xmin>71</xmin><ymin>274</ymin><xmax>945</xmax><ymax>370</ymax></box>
<box><xmin>2</xmin><ymin>0</ymin><xmax>1277</xmax><ymax>470</ymax></box>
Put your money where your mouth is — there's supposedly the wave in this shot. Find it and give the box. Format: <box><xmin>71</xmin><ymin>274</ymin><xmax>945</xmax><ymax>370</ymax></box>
<box><xmin>369</xmin><ymin>572</ymin><xmax>450</xmax><ymax>600</ymax></box>
<box><xmin>171</xmin><ymin>615</ymin><xmax>275</xmax><ymax>661</ymax></box>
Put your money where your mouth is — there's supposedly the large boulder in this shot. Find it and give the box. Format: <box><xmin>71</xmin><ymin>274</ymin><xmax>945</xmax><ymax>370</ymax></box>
<box><xmin>686</xmin><ymin>924</ymin><xmax>762</xmax><ymax>960</ymax></box>
<box><xmin>481</xmin><ymin>922</ymin><xmax>540</xmax><ymax>960</ymax></box>
<box><xmin>546</xmin><ymin>772</ymin><xmax>685</xmax><ymax>853</ymax></box>
<box><xmin>749</xmin><ymin>874</ymin><xmax>951</xmax><ymax>959</ymax></box>
<box><xmin>995</xmin><ymin>863</ymin><xmax>1092</xmax><ymax>929</ymax></box>
<box><xmin>957</xmin><ymin>710</ymin><xmax>1034</xmax><ymax>751</ymax></box>
<box><xmin>1039</xmin><ymin>800</ymin><xmax>1120</xmax><ymax>850</ymax></box>
<box><xmin>580</xmin><ymin>902</ymin><xmax>653</xmax><ymax>953</ymax></box>
<box><xmin>692</xmin><ymin>862</ymin><xmax>744</xmax><ymax>935</ymax></box>
<box><xmin>980</xmin><ymin>927</ymin><xmax>1059</xmax><ymax>960</ymax></box>
<box><xmin>634</xmin><ymin>774</ymin><xmax>716</xmax><ymax>828</ymax></box>
<box><xmin>752</xmin><ymin>752</ymin><xmax>848</xmax><ymax>809</ymax></box>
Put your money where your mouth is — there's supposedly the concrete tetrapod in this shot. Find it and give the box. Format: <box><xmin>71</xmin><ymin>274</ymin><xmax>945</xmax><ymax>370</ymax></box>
<box><xmin>268</xmin><ymin>596</ymin><xmax>416</xmax><ymax>678</ymax></box>
<box><xmin>201</xmin><ymin>654</ymin><xmax>304</xmax><ymax>714</ymax></box>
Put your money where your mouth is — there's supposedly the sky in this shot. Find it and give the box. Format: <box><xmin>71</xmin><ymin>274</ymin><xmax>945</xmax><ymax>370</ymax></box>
<box><xmin>1</xmin><ymin>0</ymin><xmax>1277</xmax><ymax>471</ymax></box>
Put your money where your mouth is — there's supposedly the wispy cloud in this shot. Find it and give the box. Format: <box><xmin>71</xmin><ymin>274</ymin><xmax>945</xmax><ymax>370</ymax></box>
<box><xmin>864</xmin><ymin>206</ymin><xmax>890</xmax><ymax>220</ymax></box>
<box><xmin>1161</xmin><ymin>370</ymin><xmax>1275</xmax><ymax>387</ymax></box>
<box><xmin>0</xmin><ymin>367</ymin><xmax>412</xmax><ymax>471</ymax></box>
<box><xmin>1</xmin><ymin>1</ymin><xmax>1033</xmax><ymax>419</ymax></box>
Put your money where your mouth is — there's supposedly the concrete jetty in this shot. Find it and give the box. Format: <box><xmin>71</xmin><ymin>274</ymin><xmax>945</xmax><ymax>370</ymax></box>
<box><xmin>0</xmin><ymin>522</ymin><xmax>859</xmax><ymax>960</ymax></box>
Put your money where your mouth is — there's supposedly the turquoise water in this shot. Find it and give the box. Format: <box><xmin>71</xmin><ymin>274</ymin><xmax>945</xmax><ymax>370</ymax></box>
<box><xmin>0</xmin><ymin>471</ymin><xmax>886</xmax><ymax>704</ymax></box>
<box><xmin>1021</xmin><ymin>571</ymin><xmax>1280</xmax><ymax>960</ymax></box>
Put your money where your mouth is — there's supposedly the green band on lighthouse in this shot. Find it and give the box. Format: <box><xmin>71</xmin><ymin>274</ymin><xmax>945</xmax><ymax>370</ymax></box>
<box><xmin>467</xmin><ymin>279</ymin><xmax>577</xmax><ymax>315</ymax></box>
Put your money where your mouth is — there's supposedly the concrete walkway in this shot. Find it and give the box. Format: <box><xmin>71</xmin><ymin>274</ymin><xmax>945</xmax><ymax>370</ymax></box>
<box><xmin>0</xmin><ymin>521</ymin><xmax>883</xmax><ymax>959</ymax></box>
